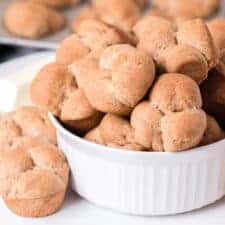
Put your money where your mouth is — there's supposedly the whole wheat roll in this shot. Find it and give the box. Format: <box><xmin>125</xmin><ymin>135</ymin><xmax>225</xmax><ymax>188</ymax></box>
<box><xmin>0</xmin><ymin>138</ymin><xmax>69</xmax><ymax>217</ymax></box>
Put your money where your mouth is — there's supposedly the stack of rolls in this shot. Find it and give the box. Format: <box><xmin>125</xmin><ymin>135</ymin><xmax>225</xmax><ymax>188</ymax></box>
<box><xmin>30</xmin><ymin>12</ymin><xmax>225</xmax><ymax>152</ymax></box>
<box><xmin>1</xmin><ymin>0</ymin><xmax>225</xmax><ymax>218</ymax></box>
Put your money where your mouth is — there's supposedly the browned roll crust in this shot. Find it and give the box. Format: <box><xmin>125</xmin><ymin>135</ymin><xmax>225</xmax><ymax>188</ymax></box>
<box><xmin>208</xmin><ymin>18</ymin><xmax>225</xmax><ymax>51</ymax></box>
<box><xmin>131</xmin><ymin>73</ymin><xmax>207</xmax><ymax>152</ymax></box>
<box><xmin>4</xmin><ymin>192</ymin><xmax>65</xmax><ymax>218</ymax></box>
<box><xmin>56</xmin><ymin>34</ymin><xmax>91</xmax><ymax>66</ymax></box>
<box><xmin>131</xmin><ymin>105</ymin><xmax>207</xmax><ymax>152</ymax></box>
<box><xmin>177</xmin><ymin>19</ymin><xmax>218</xmax><ymax>69</ymax></box>
<box><xmin>28</xmin><ymin>0</ymin><xmax>81</xmax><ymax>9</ymax></box>
<box><xmin>30</xmin><ymin>62</ymin><xmax>103</xmax><ymax>134</ymax></box>
<box><xmin>71</xmin><ymin>44</ymin><xmax>155</xmax><ymax>115</ymax></box>
<box><xmin>152</xmin><ymin>0</ymin><xmax>220</xmax><ymax>20</ymax></box>
<box><xmin>161</xmin><ymin>109</ymin><xmax>207</xmax><ymax>151</ymax></box>
<box><xmin>57</xmin><ymin>19</ymin><xmax>132</xmax><ymax>66</ymax></box>
<box><xmin>74</xmin><ymin>19</ymin><xmax>132</xmax><ymax>49</ymax></box>
<box><xmin>72</xmin><ymin>6</ymin><xmax>99</xmax><ymax>33</ymax></box>
<box><xmin>0</xmin><ymin>139</ymin><xmax>69</xmax><ymax>217</ymax></box>
<box><xmin>144</xmin><ymin>8</ymin><xmax>173</xmax><ymax>22</ymax></box>
<box><xmin>208</xmin><ymin>18</ymin><xmax>225</xmax><ymax>74</ymax></box>
<box><xmin>131</xmin><ymin>101</ymin><xmax>163</xmax><ymax>151</ymax></box>
<box><xmin>133</xmin><ymin>16</ymin><xmax>176</xmax><ymax>63</ymax></box>
<box><xmin>133</xmin><ymin>17</ymin><xmax>218</xmax><ymax>84</ymax></box>
<box><xmin>30</xmin><ymin>62</ymin><xmax>76</xmax><ymax>115</ymax></box>
<box><xmin>4</xmin><ymin>1</ymin><xmax>65</xmax><ymax>39</ymax></box>
<box><xmin>91</xmin><ymin>0</ymin><xmax>141</xmax><ymax>31</ymax></box>
<box><xmin>160</xmin><ymin>45</ymin><xmax>208</xmax><ymax>84</ymax></box>
<box><xmin>85</xmin><ymin>114</ymin><xmax>145</xmax><ymax>151</ymax></box>
<box><xmin>134</xmin><ymin>0</ymin><xmax>148</xmax><ymax>9</ymax></box>
<box><xmin>71</xmin><ymin>5</ymin><xmax>138</xmax><ymax>44</ymax></box>
<box><xmin>0</xmin><ymin>106</ymin><xmax>56</xmax><ymax>150</ymax></box>
<box><xmin>84</xmin><ymin>72</ymin><xmax>209</xmax><ymax>152</ymax></box>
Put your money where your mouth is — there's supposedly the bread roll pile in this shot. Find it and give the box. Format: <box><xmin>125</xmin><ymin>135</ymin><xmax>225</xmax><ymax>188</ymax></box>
<box><xmin>29</xmin><ymin>0</ymin><xmax>81</xmax><ymax>9</ymax></box>
<box><xmin>2</xmin><ymin>0</ymin><xmax>225</xmax><ymax>218</ymax></box>
<box><xmin>57</xmin><ymin>19</ymin><xmax>134</xmax><ymax>66</ymax></box>
<box><xmin>3</xmin><ymin>0</ymin><xmax>82</xmax><ymax>39</ymax></box>
<box><xmin>3</xmin><ymin>0</ymin><xmax>220</xmax><ymax>39</ymax></box>
<box><xmin>151</xmin><ymin>0</ymin><xmax>220</xmax><ymax>21</ymax></box>
<box><xmin>30</xmin><ymin>2</ymin><xmax>225</xmax><ymax>153</ymax></box>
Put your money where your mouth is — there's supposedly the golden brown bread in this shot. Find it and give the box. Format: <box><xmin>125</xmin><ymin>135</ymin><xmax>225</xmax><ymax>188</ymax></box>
<box><xmin>134</xmin><ymin>16</ymin><xmax>176</xmax><ymax>63</ymax></box>
<box><xmin>28</xmin><ymin>0</ymin><xmax>80</xmax><ymax>9</ymax></box>
<box><xmin>62</xmin><ymin>109</ymin><xmax>103</xmax><ymax>134</ymax></box>
<box><xmin>0</xmin><ymin>106</ymin><xmax>56</xmax><ymax>150</ymax></box>
<box><xmin>84</xmin><ymin>126</ymin><xmax>104</xmax><ymax>145</ymax></box>
<box><xmin>72</xmin><ymin>6</ymin><xmax>99</xmax><ymax>33</ymax></box>
<box><xmin>134</xmin><ymin>0</ymin><xmax>148</xmax><ymax>9</ymax></box>
<box><xmin>152</xmin><ymin>0</ymin><xmax>219</xmax><ymax>20</ymax></box>
<box><xmin>0</xmin><ymin>116</ymin><xmax>21</xmax><ymax>150</ymax></box>
<box><xmin>91</xmin><ymin>0</ymin><xmax>141</xmax><ymax>31</ymax></box>
<box><xmin>6</xmin><ymin>136</ymin><xmax>48</xmax><ymax>150</ymax></box>
<box><xmin>84</xmin><ymin>73</ymin><xmax>209</xmax><ymax>152</ymax></box>
<box><xmin>150</xmin><ymin>73</ymin><xmax>202</xmax><ymax>113</ymax></box>
<box><xmin>75</xmin><ymin>19</ymin><xmax>132</xmax><ymax>49</ymax></box>
<box><xmin>131</xmin><ymin>105</ymin><xmax>207</xmax><ymax>152</ymax></box>
<box><xmin>134</xmin><ymin>17</ymin><xmax>218</xmax><ymax>84</ymax></box>
<box><xmin>177</xmin><ymin>19</ymin><xmax>218</xmax><ymax>69</ymax></box>
<box><xmin>85</xmin><ymin>114</ymin><xmax>145</xmax><ymax>151</ymax></box>
<box><xmin>57</xmin><ymin>19</ymin><xmax>131</xmax><ymax>66</ymax></box>
<box><xmin>73</xmin><ymin>54</ymin><xmax>133</xmax><ymax>116</ymax></box>
<box><xmin>144</xmin><ymin>8</ymin><xmax>195</xmax><ymax>25</ymax></box>
<box><xmin>4</xmin><ymin>1</ymin><xmax>65</xmax><ymax>39</ymax></box>
<box><xmin>30</xmin><ymin>62</ymin><xmax>103</xmax><ymax>133</ymax></box>
<box><xmin>71</xmin><ymin>44</ymin><xmax>155</xmax><ymax>115</ymax></box>
<box><xmin>0</xmin><ymin>139</ymin><xmax>69</xmax><ymax>217</ymax></box>
<box><xmin>71</xmin><ymin>6</ymin><xmax>138</xmax><ymax>45</ymax></box>
<box><xmin>131</xmin><ymin>101</ymin><xmax>163</xmax><ymax>151</ymax></box>
<box><xmin>208</xmin><ymin>18</ymin><xmax>225</xmax><ymax>74</ymax></box>
<box><xmin>131</xmin><ymin>73</ymin><xmax>207</xmax><ymax>152</ymax></box>
<box><xmin>161</xmin><ymin>109</ymin><xmax>207</xmax><ymax>151</ymax></box>
<box><xmin>145</xmin><ymin>8</ymin><xmax>173</xmax><ymax>22</ymax></box>
<box><xmin>30</xmin><ymin>62</ymin><xmax>76</xmax><ymax>115</ymax></box>
<box><xmin>160</xmin><ymin>45</ymin><xmax>208</xmax><ymax>84</ymax></box>
<box><xmin>56</xmin><ymin>34</ymin><xmax>91</xmax><ymax>66</ymax></box>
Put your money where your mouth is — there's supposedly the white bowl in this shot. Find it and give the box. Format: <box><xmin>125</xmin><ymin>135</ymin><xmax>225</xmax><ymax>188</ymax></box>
<box><xmin>49</xmin><ymin>114</ymin><xmax>225</xmax><ymax>216</ymax></box>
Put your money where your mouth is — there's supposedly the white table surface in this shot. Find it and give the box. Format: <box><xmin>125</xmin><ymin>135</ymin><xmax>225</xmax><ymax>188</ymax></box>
<box><xmin>1</xmin><ymin>191</ymin><xmax>225</xmax><ymax>225</ymax></box>
<box><xmin>1</xmin><ymin>52</ymin><xmax>225</xmax><ymax>225</ymax></box>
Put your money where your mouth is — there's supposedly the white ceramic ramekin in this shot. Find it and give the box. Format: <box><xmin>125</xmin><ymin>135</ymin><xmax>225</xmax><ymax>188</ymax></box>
<box><xmin>49</xmin><ymin>114</ymin><xmax>225</xmax><ymax>216</ymax></box>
